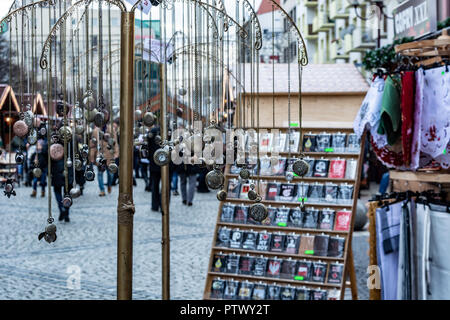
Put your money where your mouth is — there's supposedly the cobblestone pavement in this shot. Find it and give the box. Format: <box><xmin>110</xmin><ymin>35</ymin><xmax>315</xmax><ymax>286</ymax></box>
<box><xmin>0</xmin><ymin>179</ymin><xmax>371</xmax><ymax>300</ymax></box>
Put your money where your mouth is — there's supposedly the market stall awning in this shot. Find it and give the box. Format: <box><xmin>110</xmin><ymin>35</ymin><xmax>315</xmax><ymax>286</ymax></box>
<box><xmin>0</xmin><ymin>85</ymin><xmax>20</xmax><ymax>113</ymax></box>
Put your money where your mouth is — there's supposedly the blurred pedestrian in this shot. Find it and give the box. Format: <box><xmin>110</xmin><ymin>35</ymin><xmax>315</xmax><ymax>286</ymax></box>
<box><xmin>51</xmin><ymin>144</ymin><xmax>74</xmax><ymax>222</ymax></box>
<box><xmin>178</xmin><ymin>163</ymin><xmax>198</xmax><ymax>206</ymax></box>
<box><xmin>30</xmin><ymin>139</ymin><xmax>48</xmax><ymax>198</ymax></box>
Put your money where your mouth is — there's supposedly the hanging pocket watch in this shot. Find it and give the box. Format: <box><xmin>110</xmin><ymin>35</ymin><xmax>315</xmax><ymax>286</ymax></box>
<box><xmin>80</xmin><ymin>144</ymin><xmax>89</xmax><ymax>159</ymax></box>
<box><xmin>70</xmin><ymin>186</ymin><xmax>82</xmax><ymax>199</ymax></box>
<box><xmin>249</xmin><ymin>201</ymin><xmax>268</xmax><ymax>222</ymax></box>
<box><xmin>247</xmin><ymin>184</ymin><xmax>259</xmax><ymax>201</ymax></box>
<box><xmin>83</xmin><ymin>94</ymin><xmax>96</xmax><ymax>111</ymax></box>
<box><xmin>94</xmin><ymin>110</ymin><xmax>105</xmax><ymax>128</ymax></box>
<box><xmin>13</xmin><ymin>120</ymin><xmax>29</xmax><ymax>137</ymax></box>
<box><xmin>62</xmin><ymin>194</ymin><xmax>73</xmax><ymax>209</ymax></box>
<box><xmin>74</xmin><ymin>158</ymin><xmax>83</xmax><ymax>171</ymax></box>
<box><xmin>28</xmin><ymin>128</ymin><xmax>38</xmax><ymax>145</ymax></box>
<box><xmin>154</xmin><ymin>146</ymin><xmax>171</xmax><ymax>166</ymax></box>
<box><xmin>85</xmin><ymin>108</ymin><xmax>98</xmax><ymax>122</ymax></box>
<box><xmin>33</xmin><ymin>167</ymin><xmax>42</xmax><ymax>178</ymax></box>
<box><xmin>108</xmin><ymin>163</ymin><xmax>119</xmax><ymax>174</ymax></box>
<box><xmin>15</xmin><ymin>151</ymin><xmax>25</xmax><ymax>164</ymax></box>
<box><xmin>292</xmin><ymin>157</ymin><xmax>310</xmax><ymax>177</ymax></box>
<box><xmin>24</xmin><ymin>110</ymin><xmax>34</xmax><ymax>127</ymax></box>
<box><xmin>56</xmin><ymin>101</ymin><xmax>69</xmax><ymax>117</ymax></box>
<box><xmin>50</xmin><ymin>143</ymin><xmax>64</xmax><ymax>161</ymax></box>
<box><xmin>143</xmin><ymin>109</ymin><xmax>156</xmax><ymax>127</ymax></box>
<box><xmin>205</xmin><ymin>168</ymin><xmax>225</xmax><ymax>190</ymax></box>
<box><xmin>38</xmin><ymin>223</ymin><xmax>57</xmax><ymax>243</ymax></box>
<box><xmin>75</xmin><ymin>122</ymin><xmax>84</xmax><ymax>135</ymax></box>
<box><xmin>38</xmin><ymin>122</ymin><xmax>47</xmax><ymax>138</ymax></box>
<box><xmin>3</xmin><ymin>179</ymin><xmax>16</xmax><ymax>198</ymax></box>
<box><xmin>216</xmin><ymin>189</ymin><xmax>228</xmax><ymax>201</ymax></box>
<box><xmin>239</xmin><ymin>167</ymin><xmax>251</xmax><ymax>180</ymax></box>
<box><xmin>59</xmin><ymin>126</ymin><xmax>72</xmax><ymax>141</ymax></box>
<box><xmin>84</xmin><ymin>164</ymin><xmax>96</xmax><ymax>182</ymax></box>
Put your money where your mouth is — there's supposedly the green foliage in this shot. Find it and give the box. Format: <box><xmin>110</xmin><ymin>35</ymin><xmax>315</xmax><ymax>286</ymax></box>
<box><xmin>438</xmin><ymin>17</ymin><xmax>450</xmax><ymax>30</ymax></box>
<box><xmin>362</xmin><ymin>37</ymin><xmax>414</xmax><ymax>73</ymax></box>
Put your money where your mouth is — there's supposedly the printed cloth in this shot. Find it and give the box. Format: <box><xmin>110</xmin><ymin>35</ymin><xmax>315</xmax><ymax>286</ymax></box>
<box><xmin>411</xmin><ymin>67</ymin><xmax>450</xmax><ymax>170</ymax></box>
<box><xmin>400</xmin><ymin>71</ymin><xmax>415</xmax><ymax>166</ymax></box>
<box><xmin>378</xmin><ymin>75</ymin><xmax>402</xmax><ymax>146</ymax></box>
<box><xmin>376</xmin><ymin>202</ymin><xmax>402</xmax><ymax>300</ymax></box>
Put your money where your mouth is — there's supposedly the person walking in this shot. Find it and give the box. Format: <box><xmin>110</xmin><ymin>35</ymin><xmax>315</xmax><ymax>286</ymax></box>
<box><xmin>30</xmin><ymin>139</ymin><xmax>48</xmax><ymax>198</ymax></box>
<box><xmin>89</xmin><ymin>125</ymin><xmax>119</xmax><ymax>196</ymax></box>
<box><xmin>51</xmin><ymin>145</ymin><xmax>74</xmax><ymax>223</ymax></box>
<box><xmin>178</xmin><ymin>163</ymin><xmax>198</xmax><ymax>206</ymax></box>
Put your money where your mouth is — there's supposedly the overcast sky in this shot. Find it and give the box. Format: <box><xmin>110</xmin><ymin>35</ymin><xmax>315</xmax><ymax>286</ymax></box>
<box><xmin>0</xmin><ymin>0</ymin><xmax>263</xmax><ymax>19</ymax></box>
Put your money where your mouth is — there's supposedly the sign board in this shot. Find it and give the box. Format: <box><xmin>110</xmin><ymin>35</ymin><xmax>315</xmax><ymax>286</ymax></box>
<box><xmin>393</xmin><ymin>0</ymin><xmax>437</xmax><ymax>39</ymax></box>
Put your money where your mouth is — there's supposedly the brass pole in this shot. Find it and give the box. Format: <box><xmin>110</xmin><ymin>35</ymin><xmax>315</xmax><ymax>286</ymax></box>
<box><xmin>117</xmin><ymin>11</ymin><xmax>135</xmax><ymax>300</ymax></box>
<box><xmin>160</xmin><ymin>63</ymin><xmax>170</xmax><ymax>300</ymax></box>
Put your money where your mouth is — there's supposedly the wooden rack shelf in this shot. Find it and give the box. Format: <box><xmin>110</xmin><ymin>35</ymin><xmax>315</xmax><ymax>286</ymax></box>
<box><xmin>217</xmin><ymin>222</ymin><xmax>350</xmax><ymax>235</ymax></box>
<box><xmin>212</xmin><ymin>247</ymin><xmax>345</xmax><ymax>262</ymax></box>
<box><xmin>203</xmin><ymin>128</ymin><xmax>365</xmax><ymax>300</ymax></box>
<box><xmin>208</xmin><ymin>272</ymin><xmax>342</xmax><ymax>288</ymax></box>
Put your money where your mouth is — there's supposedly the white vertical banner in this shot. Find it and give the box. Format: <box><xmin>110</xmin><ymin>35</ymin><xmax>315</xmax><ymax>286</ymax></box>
<box><xmin>125</xmin><ymin>0</ymin><xmax>153</xmax><ymax>14</ymax></box>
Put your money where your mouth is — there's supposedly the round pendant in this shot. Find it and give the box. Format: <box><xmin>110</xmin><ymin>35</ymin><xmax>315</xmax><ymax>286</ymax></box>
<box><xmin>13</xmin><ymin>120</ymin><xmax>29</xmax><ymax>137</ymax></box>
<box><xmin>75</xmin><ymin>124</ymin><xmax>84</xmax><ymax>135</ymax></box>
<box><xmin>248</xmin><ymin>189</ymin><xmax>259</xmax><ymax>201</ymax></box>
<box><xmin>39</xmin><ymin>125</ymin><xmax>47</xmax><ymax>137</ymax></box>
<box><xmin>84</xmin><ymin>168</ymin><xmax>95</xmax><ymax>182</ymax></box>
<box><xmin>50</xmin><ymin>144</ymin><xmax>64</xmax><ymax>161</ymax></box>
<box><xmin>74</xmin><ymin>159</ymin><xmax>83</xmax><ymax>171</ymax></box>
<box><xmin>239</xmin><ymin>168</ymin><xmax>251</xmax><ymax>180</ymax></box>
<box><xmin>85</xmin><ymin>108</ymin><xmax>98</xmax><ymax>122</ymax></box>
<box><xmin>70</xmin><ymin>186</ymin><xmax>82</xmax><ymax>199</ymax></box>
<box><xmin>81</xmin><ymin>144</ymin><xmax>89</xmax><ymax>159</ymax></box>
<box><xmin>135</xmin><ymin>109</ymin><xmax>142</xmax><ymax>120</ymax></box>
<box><xmin>24</xmin><ymin>111</ymin><xmax>33</xmax><ymax>127</ymax></box>
<box><xmin>205</xmin><ymin>170</ymin><xmax>224</xmax><ymax>190</ymax></box>
<box><xmin>143</xmin><ymin>112</ymin><xmax>156</xmax><ymax>127</ymax></box>
<box><xmin>216</xmin><ymin>190</ymin><xmax>227</xmax><ymax>201</ymax></box>
<box><xmin>153</xmin><ymin>148</ymin><xmax>170</xmax><ymax>166</ymax></box>
<box><xmin>44</xmin><ymin>224</ymin><xmax>57</xmax><ymax>243</ymax></box>
<box><xmin>83</xmin><ymin>95</ymin><xmax>96</xmax><ymax>111</ymax></box>
<box><xmin>15</xmin><ymin>152</ymin><xmax>24</xmax><ymax>164</ymax></box>
<box><xmin>33</xmin><ymin>167</ymin><xmax>42</xmax><ymax>178</ymax></box>
<box><xmin>62</xmin><ymin>195</ymin><xmax>73</xmax><ymax>209</ymax></box>
<box><xmin>28</xmin><ymin>129</ymin><xmax>38</xmax><ymax>145</ymax></box>
<box><xmin>108</xmin><ymin>163</ymin><xmax>119</xmax><ymax>174</ymax></box>
<box><xmin>59</xmin><ymin>126</ymin><xmax>72</xmax><ymax>141</ymax></box>
<box><xmin>249</xmin><ymin>202</ymin><xmax>268</xmax><ymax>222</ymax></box>
<box><xmin>292</xmin><ymin>159</ymin><xmax>310</xmax><ymax>177</ymax></box>
<box><xmin>178</xmin><ymin>87</ymin><xmax>187</xmax><ymax>96</ymax></box>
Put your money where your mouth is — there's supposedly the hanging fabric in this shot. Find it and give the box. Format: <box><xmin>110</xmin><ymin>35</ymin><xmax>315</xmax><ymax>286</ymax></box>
<box><xmin>400</xmin><ymin>71</ymin><xmax>415</xmax><ymax>166</ymax></box>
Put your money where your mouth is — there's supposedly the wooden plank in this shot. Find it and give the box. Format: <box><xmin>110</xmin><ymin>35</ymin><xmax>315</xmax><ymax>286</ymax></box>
<box><xmin>389</xmin><ymin>170</ymin><xmax>450</xmax><ymax>184</ymax></box>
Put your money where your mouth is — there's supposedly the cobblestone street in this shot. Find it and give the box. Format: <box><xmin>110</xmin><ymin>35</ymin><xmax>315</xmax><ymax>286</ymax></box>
<box><xmin>0</xmin><ymin>179</ymin><xmax>370</xmax><ymax>300</ymax></box>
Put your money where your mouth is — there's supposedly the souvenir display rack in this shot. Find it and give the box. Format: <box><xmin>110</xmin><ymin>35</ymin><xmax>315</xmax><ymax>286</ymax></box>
<box><xmin>203</xmin><ymin>125</ymin><xmax>365</xmax><ymax>300</ymax></box>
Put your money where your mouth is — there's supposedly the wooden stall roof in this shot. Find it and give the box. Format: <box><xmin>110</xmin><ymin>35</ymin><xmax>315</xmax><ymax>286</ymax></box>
<box><xmin>0</xmin><ymin>85</ymin><xmax>20</xmax><ymax>112</ymax></box>
<box><xmin>242</xmin><ymin>63</ymin><xmax>369</xmax><ymax>95</ymax></box>
<box><xmin>21</xmin><ymin>93</ymin><xmax>48</xmax><ymax>116</ymax></box>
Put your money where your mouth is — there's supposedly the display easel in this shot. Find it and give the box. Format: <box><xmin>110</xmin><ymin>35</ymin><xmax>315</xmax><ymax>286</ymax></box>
<box><xmin>203</xmin><ymin>125</ymin><xmax>365</xmax><ymax>300</ymax></box>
